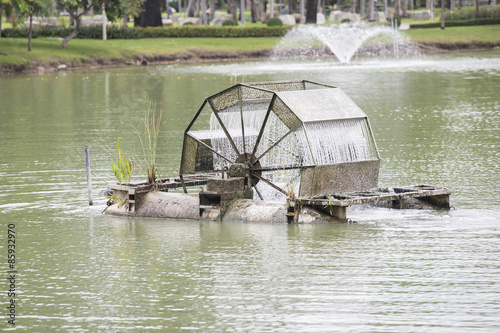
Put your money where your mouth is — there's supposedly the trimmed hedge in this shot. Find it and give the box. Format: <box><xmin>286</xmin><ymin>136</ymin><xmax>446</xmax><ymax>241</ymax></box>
<box><xmin>445</xmin><ymin>5</ymin><xmax>500</xmax><ymax>20</ymax></box>
<box><xmin>411</xmin><ymin>18</ymin><xmax>500</xmax><ymax>29</ymax></box>
<box><xmin>1</xmin><ymin>25</ymin><xmax>292</xmax><ymax>39</ymax></box>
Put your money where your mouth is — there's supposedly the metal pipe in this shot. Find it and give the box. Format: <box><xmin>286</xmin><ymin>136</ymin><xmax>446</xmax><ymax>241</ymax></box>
<box><xmin>84</xmin><ymin>145</ymin><xmax>93</xmax><ymax>206</ymax></box>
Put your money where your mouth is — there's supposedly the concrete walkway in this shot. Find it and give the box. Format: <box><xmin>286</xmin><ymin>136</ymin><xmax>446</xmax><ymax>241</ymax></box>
<box><xmin>399</xmin><ymin>23</ymin><xmax>410</xmax><ymax>30</ymax></box>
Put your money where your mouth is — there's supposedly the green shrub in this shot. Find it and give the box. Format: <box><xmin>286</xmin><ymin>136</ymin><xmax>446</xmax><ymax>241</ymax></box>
<box><xmin>387</xmin><ymin>17</ymin><xmax>401</xmax><ymax>27</ymax></box>
<box><xmin>411</xmin><ymin>18</ymin><xmax>500</xmax><ymax>29</ymax></box>
<box><xmin>222</xmin><ymin>19</ymin><xmax>237</xmax><ymax>26</ymax></box>
<box><xmin>1</xmin><ymin>25</ymin><xmax>293</xmax><ymax>39</ymax></box>
<box><xmin>340</xmin><ymin>19</ymin><xmax>352</xmax><ymax>23</ymax></box>
<box><xmin>267</xmin><ymin>18</ymin><xmax>283</xmax><ymax>26</ymax></box>
<box><xmin>183</xmin><ymin>22</ymin><xmax>194</xmax><ymax>26</ymax></box>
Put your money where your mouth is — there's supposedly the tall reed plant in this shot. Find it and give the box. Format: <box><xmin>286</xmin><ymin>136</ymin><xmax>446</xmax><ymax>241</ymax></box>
<box><xmin>134</xmin><ymin>102</ymin><xmax>165</xmax><ymax>184</ymax></box>
<box><xmin>112</xmin><ymin>138</ymin><xmax>134</xmax><ymax>184</ymax></box>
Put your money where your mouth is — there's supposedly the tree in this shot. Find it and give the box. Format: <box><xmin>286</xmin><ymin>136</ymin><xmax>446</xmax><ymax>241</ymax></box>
<box><xmin>227</xmin><ymin>0</ymin><xmax>237</xmax><ymax>22</ymax></box>
<box><xmin>104</xmin><ymin>0</ymin><xmax>143</xmax><ymax>23</ymax></box>
<box><xmin>134</xmin><ymin>0</ymin><xmax>162</xmax><ymax>27</ymax></box>
<box><xmin>395</xmin><ymin>0</ymin><xmax>401</xmax><ymax>16</ymax></box>
<box><xmin>25</xmin><ymin>0</ymin><xmax>54</xmax><ymax>51</ymax></box>
<box><xmin>57</xmin><ymin>0</ymin><xmax>94</xmax><ymax>49</ymax></box>
<box><xmin>239</xmin><ymin>0</ymin><xmax>244</xmax><ymax>25</ymax></box>
<box><xmin>209</xmin><ymin>0</ymin><xmax>215</xmax><ymax>22</ymax></box>
<box><xmin>251</xmin><ymin>0</ymin><xmax>263</xmax><ymax>23</ymax></box>
<box><xmin>0</xmin><ymin>0</ymin><xmax>6</xmax><ymax>49</ymax></box>
<box><xmin>288</xmin><ymin>0</ymin><xmax>296</xmax><ymax>14</ymax></box>
<box><xmin>103</xmin><ymin>0</ymin><xmax>145</xmax><ymax>28</ymax></box>
<box><xmin>440</xmin><ymin>0</ymin><xmax>445</xmax><ymax>29</ymax></box>
<box><xmin>1</xmin><ymin>0</ymin><xmax>26</xmax><ymax>50</ymax></box>
<box><xmin>305</xmin><ymin>0</ymin><xmax>316</xmax><ymax>23</ymax></box>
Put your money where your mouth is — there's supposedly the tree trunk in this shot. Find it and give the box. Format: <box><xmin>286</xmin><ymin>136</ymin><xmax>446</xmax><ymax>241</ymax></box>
<box><xmin>60</xmin><ymin>13</ymin><xmax>82</xmax><ymax>49</ymax></box>
<box><xmin>289</xmin><ymin>0</ymin><xmax>297</xmax><ymax>14</ymax></box>
<box><xmin>368</xmin><ymin>0</ymin><xmax>374</xmax><ymax>20</ymax></box>
<box><xmin>252</xmin><ymin>0</ymin><xmax>264</xmax><ymax>22</ymax></box>
<box><xmin>28</xmin><ymin>14</ymin><xmax>33</xmax><ymax>52</ymax></box>
<box><xmin>475</xmin><ymin>0</ymin><xmax>479</xmax><ymax>15</ymax></box>
<box><xmin>202</xmin><ymin>0</ymin><xmax>208</xmax><ymax>24</ymax></box>
<box><xmin>251</xmin><ymin>0</ymin><xmax>257</xmax><ymax>22</ymax></box>
<box><xmin>240</xmin><ymin>0</ymin><xmax>245</xmax><ymax>25</ymax></box>
<box><xmin>440</xmin><ymin>0</ymin><xmax>445</xmax><ymax>29</ymax></box>
<box><xmin>403</xmin><ymin>0</ymin><xmax>407</xmax><ymax>17</ymax></box>
<box><xmin>0</xmin><ymin>3</ymin><xmax>3</xmax><ymax>50</ymax></box>
<box><xmin>305</xmin><ymin>0</ymin><xmax>317</xmax><ymax>23</ymax></box>
<box><xmin>270</xmin><ymin>0</ymin><xmax>274</xmax><ymax>18</ymax></box>
<box><xmin>194</xmin><ymin>0</ymin><xmax>199</xmax><ymax>19</ymax></box>
<box><xmin>228</xmin><ymin>0</ymin><xmax>237</xmax><ymax>22</ymax></box>
<box><xmin>210</xmin><ymin>0</ymin><xmax>215</xmax><ymax>22</ymax></box>
<box><xmin>395</xmin><ymin>0</ymin><xmax>401</xmax><ymax>16</ymax></box>
<box><xmin>360</xmin><ymin>0</ymin><xmax>365</xmax><ymax>19</ymax></box>
<box><xmin>186</xmin><ymin>0</ymin><xmax>194</xmax><ymax>17</ymax></box>
<box><xmin>383</xmin><ymin>0</ymin><xmax>387</xmax><ymax>16</ymax></box>
<box><xmin>136</xmin><ymin>0</ymin><xmax>163</xmax><ymax>27</ymax></box>
<box><xmin>300</xmin><ymin>0</ymin><xmax>305</xmax><ymax>23</ymax></box>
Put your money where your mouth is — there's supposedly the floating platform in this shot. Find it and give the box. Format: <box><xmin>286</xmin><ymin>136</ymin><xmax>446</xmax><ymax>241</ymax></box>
<box><xmin>105</xmin><ymin>179</ymin><xmax>453</xmax><ymax>223</ymax></box>
<box><xmin>290</xmin><ymin>185</ymin><xmax>454</xmax><ymax>222</ymax></box>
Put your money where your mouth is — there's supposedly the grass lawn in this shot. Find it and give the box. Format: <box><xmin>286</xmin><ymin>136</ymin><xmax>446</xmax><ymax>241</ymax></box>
<box><xmin>0</xmin><ymin>37</ymin><xmax>281</xmax><ymax>69</ymax></box>
<box><xmin>405</xmin><ymin>25</ymin><xmax>500</xmax><ymax>44</ymax></box>
<box><xmin>1</xmin><ymin>25</ymin><xmax>499</xmax><ymax>72</ymax></box>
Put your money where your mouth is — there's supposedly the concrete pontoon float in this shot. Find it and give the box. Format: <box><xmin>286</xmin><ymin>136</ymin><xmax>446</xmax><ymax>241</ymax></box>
<box><xmin>106</xmin><ymin>80</ymin><xmax>453</xmax><ymax>223</ymax></box>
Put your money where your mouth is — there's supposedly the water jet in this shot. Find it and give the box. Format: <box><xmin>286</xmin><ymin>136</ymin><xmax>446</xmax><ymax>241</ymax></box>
<box><xmin>272</xmin><ymin>23</ymin><xmax>418</xmax><ymax>64</ymax></box>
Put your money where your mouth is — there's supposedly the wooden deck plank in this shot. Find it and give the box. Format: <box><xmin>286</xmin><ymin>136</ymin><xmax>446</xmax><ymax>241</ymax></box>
<box><xmin>297</xmin><ymin>186</ymin><xmax>454</xmax><ymax>207</ymax></box>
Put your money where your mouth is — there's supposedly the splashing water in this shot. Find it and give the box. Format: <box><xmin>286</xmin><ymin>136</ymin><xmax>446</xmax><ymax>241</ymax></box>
<box><xmin>208</xmin><ymin>110</ymin><xmax>378</xmax><ymax>201</ymax></box>
<box><xmin>272</xmin><ymin>23</ymin><xmax>418</xmax><ymax>64</ymax></box>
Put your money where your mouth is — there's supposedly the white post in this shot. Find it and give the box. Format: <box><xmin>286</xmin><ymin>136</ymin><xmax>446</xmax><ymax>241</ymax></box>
<box><xmin>102</xmin><ymin>4</ymin><xmax>107</xmax><ymax>41</ymax></box>
<box><xmin>85</xmin><ymin>146</ymin><xmax>93</xmax><ymax>206</ymax></box>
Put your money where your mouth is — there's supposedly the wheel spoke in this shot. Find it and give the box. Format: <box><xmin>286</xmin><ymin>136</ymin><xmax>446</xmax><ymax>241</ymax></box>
<box><xmin>186</xmin><ymin>133</ymin><xmax>234</xmax><ymax>165</ymax></box>
<box><xmin>253</xmin><ymin>173</ymin><xmax>288</xmax><ymax>196</ymax></box>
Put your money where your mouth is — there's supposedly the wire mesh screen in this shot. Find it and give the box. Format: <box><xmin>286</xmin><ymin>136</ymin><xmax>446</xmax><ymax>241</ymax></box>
<box><xmin>247</xmin><ymin>80</ymin><xmax>306</xmax><ymax>92</ymax></box>
<box><xmin>240</xmin><ymin>85</ymin><xmax>275</xmax><ymax>100</ymax></box>
<box><xmin>208</xmin><ymin>86</ymin><xmax>240</xmax><ymax>113</ymax></box>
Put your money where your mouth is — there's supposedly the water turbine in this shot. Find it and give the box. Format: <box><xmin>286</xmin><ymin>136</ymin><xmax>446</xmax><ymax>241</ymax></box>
<box><xmin>272</xmin><ymin>23</ymin><xmax>418</xmax><ymax>64</ymax></box>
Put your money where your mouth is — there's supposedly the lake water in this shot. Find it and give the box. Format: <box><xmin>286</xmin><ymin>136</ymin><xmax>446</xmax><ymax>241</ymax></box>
<box><xmin>1</xmin><ymin>51</ymin><xmax>499</xmax><ymax>332</ymax></box>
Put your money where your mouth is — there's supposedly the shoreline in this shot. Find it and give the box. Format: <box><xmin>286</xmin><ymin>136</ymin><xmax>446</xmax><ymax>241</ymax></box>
<box><xmin>1</xmin><ymin>39</ymin><xmax>499</xmax><ymax>75</ymax></box>
<box><xmin>0</xmin><ymin>48</ymin><xmax>272</xmax><ymax>75</ymax></box>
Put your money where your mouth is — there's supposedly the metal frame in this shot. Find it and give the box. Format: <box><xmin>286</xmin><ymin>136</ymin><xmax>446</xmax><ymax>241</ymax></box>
<box><xmin>180</xmin><ymin>80</ymin><xmax>381</xmax><ymax>197</ymax></box>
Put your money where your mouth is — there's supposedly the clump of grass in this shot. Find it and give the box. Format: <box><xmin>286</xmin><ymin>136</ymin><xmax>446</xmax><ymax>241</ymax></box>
<box><xmin>134</xmin><ymin>102</ymin><xmax>165</xmax><ymax>184</ymax></box>
<box><xmin>279</xmin><ymin>167</ymin><xmax>300</xmax><ymax>199</ymax></box>
<box><xmin>112</xmin><ymin>138</ymin><xmax>134</xmax><ymax>184</ymax></box>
